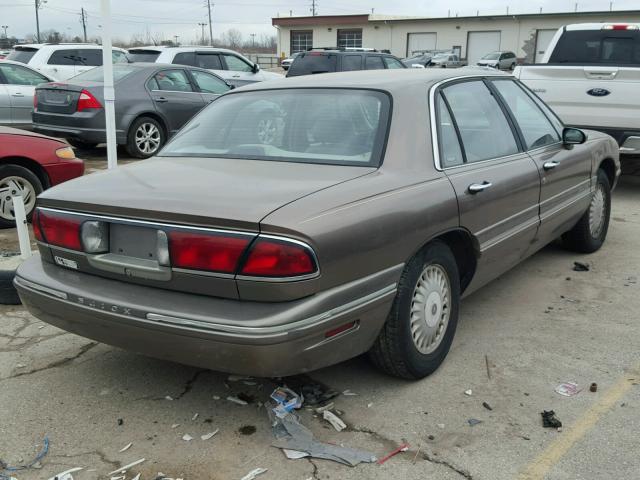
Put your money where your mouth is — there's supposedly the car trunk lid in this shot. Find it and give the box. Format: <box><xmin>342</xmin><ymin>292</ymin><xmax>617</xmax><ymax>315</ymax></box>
<box><xmin>35</xmin><ymin>82</ymin><xmax>103</xmax><ymax>114</ymax></box>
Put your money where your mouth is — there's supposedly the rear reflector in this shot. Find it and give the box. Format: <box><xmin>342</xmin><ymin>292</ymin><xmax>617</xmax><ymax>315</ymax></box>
<box><xmin>37</xmin><ymin>209</ymin><xmax>83</xmax><ymax>250</ymax></box>
<box><xmin>240</xmin><ymin>238</ymin><xmax>316</xmax><ymax>277</ymax></box>
<box><xmin>325</xmin><ymin>321</ymin><xmax>357</xmax><ymax>338</ymax></box>
<box><xmin>77</xmin><ymin>89</ymin><xmax>103</xmax><ymax>112</ymax></box>
<box><xmin>168</xmin><ymin>231</ymin><xmax>250</xmax><ymax>274</ymax></box>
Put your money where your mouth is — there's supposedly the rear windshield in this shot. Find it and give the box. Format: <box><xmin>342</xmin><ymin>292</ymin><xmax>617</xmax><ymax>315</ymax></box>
<box><xmin>128</xmin><ymin>50</ymin><xmax>161</xmax><ymax>63</ymax></box>
<box><xmin>6</xmin><ymin>48</ymin><xmax>37</xmax><ymax>63</ymax></box>
<box><xmin>549</xmin><ymin>29</ymin><xmax>640</xmax><ymax>65</ymax></box>
<box><xmin>287</xmin><ymin>53</ymin><xmax>337</xmax><ymax>76</ymax></box>
<box><xmin>159</xmin><ymin>89</ymin><xmax>390</xmax><ymax>167</ymax></box>
<box><xmin>69</xmin><ymin>64</ymin><xmax>140</xmax><ymax>82</ymax></box>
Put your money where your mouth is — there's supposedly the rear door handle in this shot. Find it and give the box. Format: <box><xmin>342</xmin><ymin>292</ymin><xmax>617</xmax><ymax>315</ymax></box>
<box><xmin>543</xmin><ymin>161</ymin><xmax>560</xmax><ymax>170</ymax></box>
<box><xmin>232</xmin><ymin>74</ymin><xmax>240</xmax><ymax>78</ymax></box>
<box><xmin>154</xmin><ymin>97</ymin><xmax>168</xmax><ymax>103</ymax></box>
<box><xmin>468</xmin><ymin>181</ymin><xmax>492</xmax><ymax>193</ymax></box>
<box><xmin>11</xmin><ymin>93</ymin><xmax>25</xmax><ymax>97</ymax></box>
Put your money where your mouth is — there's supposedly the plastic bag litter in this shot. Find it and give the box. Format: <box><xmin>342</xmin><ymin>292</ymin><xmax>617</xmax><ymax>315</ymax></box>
<box><xmin>270</xmin><ymin>387</ymin><xmax>303</xmax><ymax>418</ymax></box>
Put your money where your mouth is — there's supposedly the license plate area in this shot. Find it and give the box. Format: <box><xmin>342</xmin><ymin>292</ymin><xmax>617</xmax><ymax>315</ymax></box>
<box><xmin>110</xmin><ymin>224</ymin><xmax>159</xmax><ymax>260</ymax></box>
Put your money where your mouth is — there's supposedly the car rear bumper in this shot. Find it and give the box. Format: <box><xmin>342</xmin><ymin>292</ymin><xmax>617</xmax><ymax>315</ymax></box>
<box><xmin>33</xmin><ymin>123</ymin><xmax>127</xmax><ymax>145</ymax></box>
<box><xmin>15</xmin><ymin>255</ymin><xmax>399</xmax><ymax>376</ymax></box>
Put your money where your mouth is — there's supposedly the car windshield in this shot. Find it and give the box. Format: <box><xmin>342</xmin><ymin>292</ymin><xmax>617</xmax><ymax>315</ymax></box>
<box><xmin>6</xmin><ymin>48</ymin><xmax>37</xmax><ymax>63</ymax></box>
<box><xmin>482</xmin><ymin>52</ymin><xmax>501</xmax><ymax>60</ymax></box>
<box><xmin>70</xmin><ymin>64</ymin><xmax>140</xmax><ymax>82</ymax></box>
<box><xmin>549</xmin><ymin>29</ymin><xmax>640</xmax><ymax>65</ymax></box>
<box><xmin>159</xmin><ymin>89</ymin><xmax>390</xmax><ymax>167</ymax></box>
<box><xmin>287</xmin><ymin>53</ymin><xmax>337</xmax><ymax>76</ymax></box>
<box><xmin>128</xmin><ymin>50</ymin><xmax>162</xmax><ymax>62</ymax></box>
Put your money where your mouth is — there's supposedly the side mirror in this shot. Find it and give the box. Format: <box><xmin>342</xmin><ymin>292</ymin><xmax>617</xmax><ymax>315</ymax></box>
<box><xmin>563</xmin><ymin>127</ymin><xmax>587</xmax><ymax>146</ymax></box>
<box><xmin>252</xmin><ymin>63</ymin><xmax>260</xmax><ymax>73</ymax></box>
<box><xmin>228</xmin><ymin>84</ymin><xmax>235</xmax><ymax>90</ymax></box>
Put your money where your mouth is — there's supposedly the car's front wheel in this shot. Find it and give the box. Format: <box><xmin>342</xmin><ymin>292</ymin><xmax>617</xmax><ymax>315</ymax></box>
<box><xmin>126</xmin><ymin>116</ymin><xmax>165</xmax><ymax>159</ymax></box>
<box><xmin>369</xmin><ymin>241</ymin><xmax>460</xmax><ymax>379</ymax></box>
<box><xmin>562</xmin><ymin>168</ymin><xmax>611</xmax><ymax>253</ymax></box>
<box><xmin>0</xmin><ymin>164</ymin><xmax>43</xmax><ymax>228</ymax></box>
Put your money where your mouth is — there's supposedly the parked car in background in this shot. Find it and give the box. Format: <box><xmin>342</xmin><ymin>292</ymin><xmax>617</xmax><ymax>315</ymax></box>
<box><xmin>281</xmin><ymin>52</ymin><xmax>301</xmax><ymax>71</ymax></box>
<box><xmin>429</xmin><ymin>53</ymin><xmax>464</xmax><ymax>68</ymax></box>
<box><xmin>514</xmin><ymin>23</ymin><xmax>640</xmax><ymax>156</ymax></box>
<box><xmin>477</xmin><ymin>51</ymin><xmax>517</xmax><ymax>70</ymax></box>
<box><xmin>403</xmin><ymin>52</ymin><xmax>434</xmax><ymax>68</ymax></box>
<box><xmin>0</xmin><ymin>126</ymin><xmax>83</xmax><ymax>226</ymax></box>
<box><xmin>32</xmin><ymin>63</ymin><xmax>233</xmax><ymax>158</ymax></box>
<box><xmin>127</xmin><ymin>46</ymin><xmax>282</xmax><ymax>86</ymax></box>
<box><xmin>16</xmin><ymin>69</ymin><xmax>618</xmax><ymax>379</ymax></box>
<box><xmin>1</xmin><ymin>60</ymin><xmax>55</xmax><ymax>126</ymax></box>
<box><xmin>286</xmin><ymin>48</ymin><xmax>405</xmax><ymax>76</ymax></box>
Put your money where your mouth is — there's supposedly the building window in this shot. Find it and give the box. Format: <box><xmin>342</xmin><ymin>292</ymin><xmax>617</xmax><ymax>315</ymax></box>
<box><xmin>337</xmin><ymin>29</ymin><xmax>363</xmax><ymax>49</ymax></box>
<box><xmin>291</xmin><ymin>30</ymin><xmax>313</xmax><ymax>53</ymax></box>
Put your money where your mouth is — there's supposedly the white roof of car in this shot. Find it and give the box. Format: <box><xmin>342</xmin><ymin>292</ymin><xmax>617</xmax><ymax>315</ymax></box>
<box><xmin>13</xmin><ymin>43</ymin><xmax>126</xmax><ymax>51</ymax></box>
<box><xmin>128</xmin><ymin>45</ymin><xmax>242</xmax><ymax>55</ymax></box>
<box><xmin>565</xmin><ymin>22</ymin><xmax>640</xmax><ymax>30</ymax></box>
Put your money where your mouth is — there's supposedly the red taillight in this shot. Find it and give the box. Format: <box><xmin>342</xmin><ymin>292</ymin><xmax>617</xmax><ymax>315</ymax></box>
<box><xmin>32</xmin><ymin>208</ymin><xmax>43</xmax><ymax>242</ymax></box>
<box><xmin>240</xmin><ymin>238</ymin><xmax>316</xmax><ymax>277</ymax></box>
<box><xmin>77</xmin><ymin>89</ymin><xmax>103</xmax><ymax>112</ymax></box>
<box><xmin>38</xmin><ymin>209</ymin><xmax>83</xmax><ymax>250</ymax></box>
<box><xmin>603</xmin><ymin>24</ymin><xmax>639</xmax><ymax>30</ymax></box>
<box><xmin>168</xmin><ymin>231</ymin><xmax>251</xmax><ymax>273</ymax></box>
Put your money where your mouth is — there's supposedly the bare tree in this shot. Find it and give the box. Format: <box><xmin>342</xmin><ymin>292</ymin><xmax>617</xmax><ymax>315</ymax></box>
<box><xmin>222</xmin><ymin>28</ymin><xmax>243</xmax><ymax>50</ymax></box>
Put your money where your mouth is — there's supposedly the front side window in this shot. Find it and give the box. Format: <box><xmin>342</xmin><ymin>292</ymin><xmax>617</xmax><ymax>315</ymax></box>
<box><xmin>191</xmin><ymin>70</ymin><xmax>230</xmax><ymax>94</ymax></box>
<box><xmin>341</xmin><ymin>55</ymin><xmax>362</xmax><ymax>71</ymax></box>
<box><xmin>160</xmin><ymin>89</ymin><xmax>390</xmax><ymax>167</ymax></box>
<box><xmin>384</xmin><ymin>57</ymin><xmax>405</xmax><ymax>69</ymax></box>
<box><xmin>0</xmin><ymin>64</ymin><xmax>48</xmax><ymax>85</ymax></box>
<box><xmin>492</xmin><ymin>80</ymin><xmax>560</xmax><ymax>150</ymax></box>
<box><xmin>365</xmin><ymin>56</ymin><xmax>384</xmax><ymax>70</ymax></box>
<box><xmin>151</xmin><ymin>70</ymin><xmax>194</xmax><ymax>92</ymax></box>
<box><xmin>441</xmin><ymin>80</ymin><xmax>519</xmax><ymax>162</ymax></box>
<box><xmin>196</xmin><ymin>53</ymin><xmax>222</xmax><ymax>70</ymax></box>
<box><xmin>222</xmin><ymin>54</ymin><xmax>253</xmax><ymax>72</ymax></box>
<box><xmin>436</xmin><ymin>94</ymin><xmax>464</xmax><ymax>168</ymax></box>
<box><xmin>337</xmin><ymin>29</ymin><xmax>363</xmax><ymax>49</ymax></box>
<box><xmin>291</xmin><ymin>30</ymin><xmax>313</xmax><ymax>54</ymax></box>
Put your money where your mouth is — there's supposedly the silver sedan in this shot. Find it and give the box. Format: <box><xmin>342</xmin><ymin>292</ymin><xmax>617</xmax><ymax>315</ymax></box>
<box><xmin>0</xmin><ymin>60</ymin><xmax>55</xmax><ymax>126</ymax></box>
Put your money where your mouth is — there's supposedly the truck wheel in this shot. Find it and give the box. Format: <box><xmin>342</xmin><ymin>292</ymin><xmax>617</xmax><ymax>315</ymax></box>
<box><xmin>126</xmin><ymin>117</ymin><xmax>165</xmax><ymax>159</ymax></box>
<box><xmin>562</xmin><ymin>168</ymin><xmax>611</xmax><ymax>253</ymax></box>
<box><xmin>0</xmin><ymin>165</ymin><xmax>43</xmax><ymax>228</ymax></box>
<box><xmin>369</xmin><ymin>241</ymin><xmax>460</xmax><ymax>379</ymax></box>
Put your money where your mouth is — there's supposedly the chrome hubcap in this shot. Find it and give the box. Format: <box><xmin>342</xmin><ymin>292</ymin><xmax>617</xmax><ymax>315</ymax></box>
<box><xmin>0</xmin><ymin>176</ymin><xmax>36</xmax><ymax>221</ymax></box>
<box><xmin>135</xmin><ymin>123</ymin><xmax>161</xmax><ymax>154</ymax></box>
<box><xmin>410</xmin><ymin>264</ymin><xmax>451</xmax><ymax>354</ymax></box>
<box><xmin>589</xmin><ymin>184</ymin><xmax>606</xmax><ymax>237</ymax></box>
<box><xmin>257</xmin><ymin>118</ymin><xmax>277</xmax><ymax>144</ymax></box>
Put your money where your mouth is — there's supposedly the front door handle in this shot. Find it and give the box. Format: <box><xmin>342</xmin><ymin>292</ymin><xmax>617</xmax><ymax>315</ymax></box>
<box><xmin>154</xmin><ymin>97</ymin><xmax>168</xmax><ymax>103</ymax></box>
<box><xmin>11</xmin><ymin>93</ymin><xmax>25</xmax><ymax>97</ymax></box>
<box><xmin>543</xmin><ymin>160</ymin><xmax>560</xmax><ymax>170</ymax></box>
<box><xmin>468</xmin><ymin>181</ymin><xmax>492</xmax><ymax>193</ymax></box>
<box><xmin>232</xmin><ymin>74</ymin><xmax>241</xmax><ymax>78</ymax></box>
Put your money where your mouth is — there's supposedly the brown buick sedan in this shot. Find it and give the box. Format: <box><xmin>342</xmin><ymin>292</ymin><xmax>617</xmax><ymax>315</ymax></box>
<box><xmin>15</xmin><ymin>68</ymin><xmax>620</xmax><ymax>379</ymax></box>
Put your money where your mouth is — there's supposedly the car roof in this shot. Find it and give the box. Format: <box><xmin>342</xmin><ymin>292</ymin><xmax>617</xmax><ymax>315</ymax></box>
<box><xmin>129</xmin><ymin>46</ymin><xmax>241</xmax><ymax>55</ymax></box>
<box><xmin>12</xmin><ymin>43</ymin><xmax>127</xmax><ymax>52</ymax></box>
<box><xmin>239</xmin><ymin>67</ymin><xmax>509</xmax><ymax>93</ymax></box>
<box><xmin>565</xmin><ymin>22</ymin><xmax>640</xmax><ymax>30</ymax></box>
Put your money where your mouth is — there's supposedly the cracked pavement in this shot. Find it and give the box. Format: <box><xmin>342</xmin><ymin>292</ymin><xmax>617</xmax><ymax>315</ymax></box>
<box><xmin>1</xmin><ymin>176</ymin><xmax>639</xmax><ymax>480</ymax></box>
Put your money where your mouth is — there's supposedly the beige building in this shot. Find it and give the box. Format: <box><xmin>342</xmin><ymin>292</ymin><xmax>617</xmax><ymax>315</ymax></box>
<box><xmin>272</xmin><ymin>10</ymin><xmax>640</xmax><ymax>64</ymax></box>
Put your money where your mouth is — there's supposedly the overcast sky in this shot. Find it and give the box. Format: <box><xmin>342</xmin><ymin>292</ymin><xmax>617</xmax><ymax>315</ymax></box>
<box><xmin>3</xmin><ymin>0</ymin><xmax>638</xmax><ymax>44</ymax></box>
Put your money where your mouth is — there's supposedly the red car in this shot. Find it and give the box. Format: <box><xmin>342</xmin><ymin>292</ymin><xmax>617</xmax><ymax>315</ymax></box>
<box><xmin>0</xmin><ymin>127</ymin><xmax>84</xmax><ymax>227</ymax></box>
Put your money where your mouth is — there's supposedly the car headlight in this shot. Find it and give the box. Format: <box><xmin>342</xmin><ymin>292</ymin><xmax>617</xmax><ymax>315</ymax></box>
<box><xmin>56</xmin><ymin>146</ymin><xmax>76</xmax><ymax>159</ymax></box>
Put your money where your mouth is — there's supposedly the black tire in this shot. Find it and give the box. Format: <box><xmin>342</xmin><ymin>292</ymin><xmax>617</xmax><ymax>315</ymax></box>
<box><xmin>125</xmin><ymin>116</ymin><xmax>166</xmax><ymax>159</ymax></box>
<box><xmin>67</xmin><ymin>139</ymin><xmax>98</xmax><ymax>150</ymax></box>
<box><xmin>0</xmin><ymin>164</ymin><xmax>44</xmax><ymax>228</ymax></box>
<box><xmin>510</xmin><ymin>62</ymin><xmax>516</xmax><ymax>71</ymax></box>
<box><xmin>369</xmin><ymin>241</ymin><xmax>461</xmax><ymax>379</ymax></box>
<box><xmin>562</xmin><ymin>168</ymin><xmax>611</xmax><ymax>253</ymax></box>
<box><xmin>0</xmin><ymin>268</ymin><xmax>21</xmax><ymax>305</ymax></box>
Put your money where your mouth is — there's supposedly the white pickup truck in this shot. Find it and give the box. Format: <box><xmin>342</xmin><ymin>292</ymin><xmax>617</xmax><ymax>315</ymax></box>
<box><xmin>514</xmin><ymin>23</ymin><xmax>640</xmax><ymax>156</ymax></box>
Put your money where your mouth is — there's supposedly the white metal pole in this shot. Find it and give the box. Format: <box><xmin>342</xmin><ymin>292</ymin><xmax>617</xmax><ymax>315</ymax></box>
<box><xmin>100</xmin><ymin>0</ymin><xmax>118</xmax><ymax>169</ymax></box>
<box><xmin>12</xmin><ymin>196</ymin><xmax>32</xmax><ymax>259</ymax></box>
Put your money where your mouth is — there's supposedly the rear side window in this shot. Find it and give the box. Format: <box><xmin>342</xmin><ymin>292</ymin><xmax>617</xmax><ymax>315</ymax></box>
<box><xmin>128</xmin><ymin>50</ymin><xmax>161</xmax><ymax>62</ymax></box>
<box><xmin>383</xmin><ymin>57</ymin><xmax>405</xmax><ymax>69</ymax></box>
<box><xmin>6</xmin><ymin>48</ymin><xmax>38</xmax><ymax>63</ymax></box>
<box><xmin>0</xmin><ymin>64</ymin><xmax>49</xmax><ymax>85</ymax></box>
<box><xmin>47</xmin><ymin>50</ymin><xmax>77</xmax><ymax>65</ymax></box>
<box><xmin>442</xmin><ymin>81</ymin><xmax>519</xmax><ymax>162</ymax></box>
<box><xmin>48</xmin><ymin>49</ymin><xmax>102</xmax><ymax>66</ymax></box>
<box><xmin>151</xmin><ymin>70</ymin><xmax>194</xmax><ymax>92</ymax></box>
<box><xmin>173</xmin><ymin>52</ymin><xmax>197</xmax><ymax>66</ymax></box>
<box><xmin>341</xmin><ymin>55</ymin><xmax>362</xmax><ymax>71</ymax></box>
<box><xmin>549</xmin><ymin>30</ymin><xmax>640</xmax><ymax>65</ymax></box>
<box><xmin>196</xmin><ymin>53</ymin><xmax>222</xmax><ymax>70</ymax></box>
<box><xmin>365</xmin><ymin>56</ymin><xmax>385</xmax><ymax>70</ymax></box>
<box><xmin>436</xmin><ymin>94</ymin><xmax>464</xmax><ymax>168</ymax></box>
<box><xmin>287</xmin><ymin>53</ymin><xmax>337</xmax><ymax>76</ymax></box>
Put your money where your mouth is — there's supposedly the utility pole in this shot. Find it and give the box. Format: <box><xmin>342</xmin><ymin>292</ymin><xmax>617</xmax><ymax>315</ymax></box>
<box><xmin>250</xmin><ymin>33</ymin><xmax>256</xmax><ymax>48</ymax></box>
<box><xmin>198</xmin><ymin>22</ymin><xmax>207</xmax><ymax>45</ymax></box>
<box><xmin>174</xmin><ymin>35</ymin><xmax>179</xmax><ymax>46</ymax></box>
<box><xmin>1</xmin><ymin>26</ymin><xmax>8</xmax><ymax>38</ymax></box>
<box><xmin>34</xmin><ymin>0</ymin><xmax>42</xmax><ymax>43</ymax></box>
<box><xmin>206</xmin><ymin>0</ymin><xmax>214</xmax><ymax>46</ymax></box>
<box><xmin>81</xmin><ymin>7</ymin><xmax>88</xmax><ymax>42</ymax></box>
<box><xmin>311</xmin><ymin>0</ymin><xmax>317</xmax><ymax>16</ymax></box>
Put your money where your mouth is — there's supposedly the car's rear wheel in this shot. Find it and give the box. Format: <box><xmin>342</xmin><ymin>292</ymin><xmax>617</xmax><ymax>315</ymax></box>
<box><xmin>509</xmin><ymin>62</ymin><xmax>516</xmax><ymax>70</ymax></box>
<box><xmin>562</xmin><ymin>168</ymin><xmax>611</xmax><ymax>253</ymax></box>
<box><xmin>369</xmin><ymin>241</ymin><xmax>460</xmax><ymax>379</ymax></box>
<box><xmin>0</xmin><ymin>164</ymin><xmax>43</xmax><ymax>228</ymax></box>
<box><xmin>67</xmin><ymin>139</ymin><xmax>98</xmax><ymax>150</ymax></box>
<box><xmin>126</xmin><ymin>116</ymin><xmax>165</xmax><ymax>159</ymax></box>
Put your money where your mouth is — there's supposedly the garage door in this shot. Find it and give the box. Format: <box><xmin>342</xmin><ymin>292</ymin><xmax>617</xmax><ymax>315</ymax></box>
<box><xmin>466</xmin><ymin>31</ymin><xmax>501</xmax><ymax>65</ymax></box>
<box><xmin>534</xmin><ymin>29</ymin><xmax>557</xmax><ymax>62</ymax></box>
<box><xmin>407</xmin><ymin>33</ymin><xmax>437</xmax><ymax>56</ymax></box>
